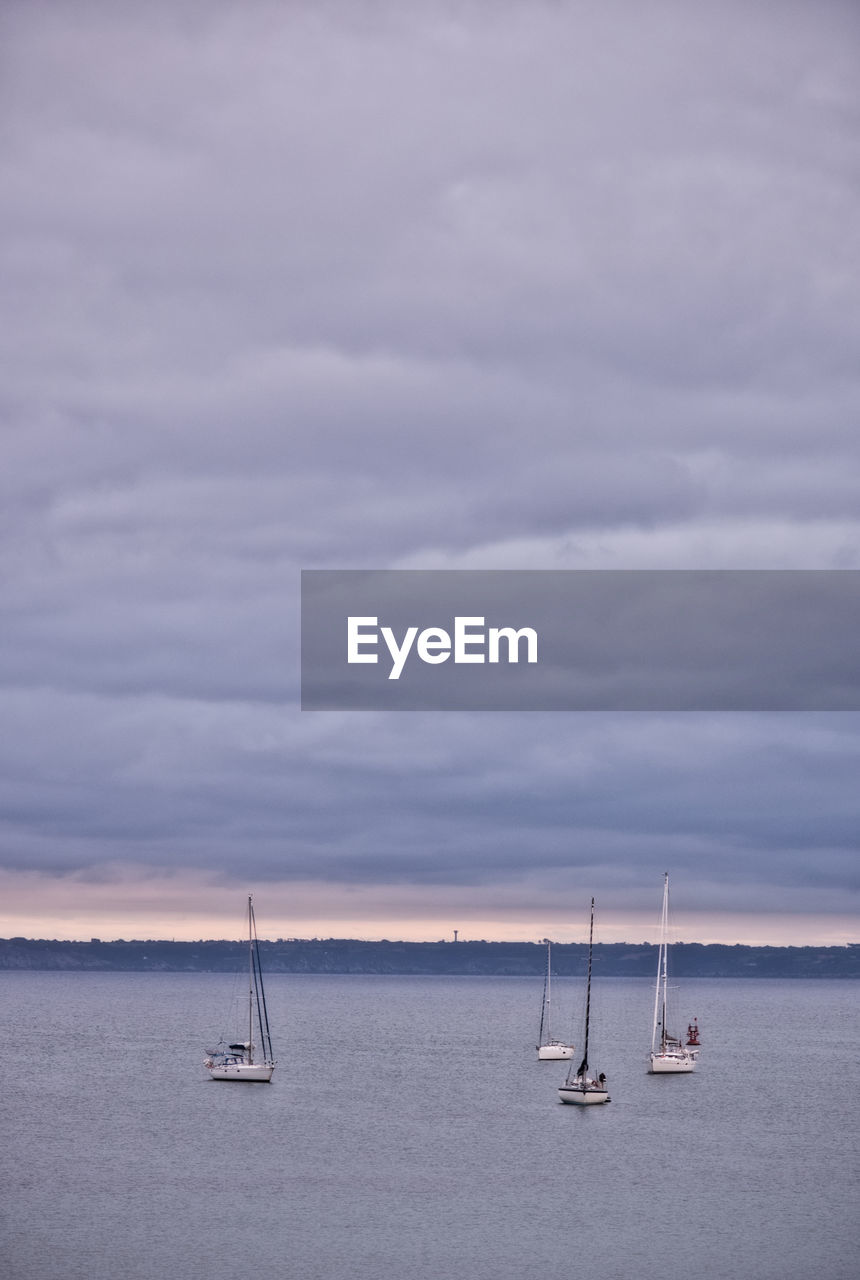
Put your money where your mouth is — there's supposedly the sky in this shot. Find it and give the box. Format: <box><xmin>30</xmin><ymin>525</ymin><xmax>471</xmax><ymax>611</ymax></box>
<box><xmin>1</xmin><ymin>0</ymin><xmax>859</xmax><ymax>945</ymax></box>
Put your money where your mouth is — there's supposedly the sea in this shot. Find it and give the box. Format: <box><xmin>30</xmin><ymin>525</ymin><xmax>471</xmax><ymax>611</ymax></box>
<box><xmin>2</xmin><ymin>972</ymin><xmax>857</xmax><ymax>1280</ymax></box>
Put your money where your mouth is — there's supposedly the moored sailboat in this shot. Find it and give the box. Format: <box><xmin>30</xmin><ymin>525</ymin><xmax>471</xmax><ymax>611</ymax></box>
<box><xmin>204</xmin><ymin>896</ymin><xmax>276</xmax><ymax>1082</ymax></box>
<box><xmin>537</xmin><ymin>939</ymin><xmax>575</xmax><ymax>1060</ymax></box>
<box><xmin>558</xmin><ymin>899</ymin><xmax>610</xmax><ymax>1105</ymax></box>
<box><xmin>648</xmin><ymin>873</ymin><xmax>696</xmax><ymax>1074</ymax></box>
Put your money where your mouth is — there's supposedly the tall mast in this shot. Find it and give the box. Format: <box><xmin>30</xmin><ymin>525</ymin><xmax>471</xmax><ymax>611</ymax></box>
<box><xmin>651</xmin><ymin>872</ymin><xmax>669</xmax><ymax>1053</ymax></box>
<box><xmin>538</xmin><ymin>941</ymin><xmax>550</xmax><ymax>1045</ymax></box>
<box><xmin>575</xmin><ymin>898</ymin><xmax>595</xmax><ymax>1080</ymax></box>
<box><xmin>248</xmin><ymin>895</ymin><xmax>254</xmax><ymax>1063</ymax></box>
<box><xmin>250</xmin><ymin>900</ymin><xmax>273</xmax><ymax>1064</ymax></box>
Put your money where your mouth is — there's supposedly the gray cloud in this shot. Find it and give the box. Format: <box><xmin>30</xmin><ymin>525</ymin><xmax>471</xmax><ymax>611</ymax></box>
<box><xmin>1</xmin><ymin>0</ymin><xmax>859</xmax><ymax>935</ymax></box>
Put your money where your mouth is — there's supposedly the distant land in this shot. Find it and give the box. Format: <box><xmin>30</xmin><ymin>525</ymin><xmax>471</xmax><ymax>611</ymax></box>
<box><xmin>1</xmin><ymin>937</ymin><xmax>858</xmax><ymax>977</ymax></box>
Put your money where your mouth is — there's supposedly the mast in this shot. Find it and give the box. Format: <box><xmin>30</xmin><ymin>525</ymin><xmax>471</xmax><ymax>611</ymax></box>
<box><xmin>574</xmin><ymin>898</ymin><xmax>595</xmax><ymax>1080</ymax></box>
<box><xmin>651</xmin><ymin>872</ymin><xmax>669</xmax><ymax>1054</ymax></box>
<box><xmin>247</xmin><ymin>895</ymin><xmax>254</xmax><ymax>1063</ymax></box>
<box><xmin>251</xmin><ymin>902</ymin><xmax>274</xmax><ymax>1064</ymax></box>
<box><xmin>538</xmin><ymin>940</ymin><xmax>550</xmax><ymax>1045</ymax></box>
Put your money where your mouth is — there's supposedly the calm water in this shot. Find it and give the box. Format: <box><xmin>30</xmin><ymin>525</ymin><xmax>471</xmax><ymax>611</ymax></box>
<box><xmin>2</xmin><ymin>973</ymin><xmax>858</xmax><ymax>1280</ymax></box>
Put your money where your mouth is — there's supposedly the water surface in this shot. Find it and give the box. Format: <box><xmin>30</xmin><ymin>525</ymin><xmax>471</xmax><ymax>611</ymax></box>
<box><xmin>2</xmin><ymin>973</ymin><xmax>857</xmax><ymax>1279</ymax></box>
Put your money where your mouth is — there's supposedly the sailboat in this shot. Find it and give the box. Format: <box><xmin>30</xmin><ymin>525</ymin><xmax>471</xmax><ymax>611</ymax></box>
<box><xmin>648</xmin><ymin>872</ymin><xmax>696</xmax><ymax>1074</ymax></box>
<box><xmin>537</xmin><ymin>939</ymin><xmax>575</xmax><ymax>1060</ymax></box>
<box><xmin>204</xmin><ymin>896</ymin><xmax>276</xmax><ymax>1082</ymax></box>
<box><xmin>558</xmin><ymin>899</ymin><xmax>610</xmax><ymax>1105</ymax></box>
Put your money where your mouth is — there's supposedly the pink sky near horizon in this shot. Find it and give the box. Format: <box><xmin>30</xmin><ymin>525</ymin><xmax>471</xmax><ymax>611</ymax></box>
<box><xmin>1</xmin><ymin>868</ymin><xmax>856</xmax><ymax>947</ymax></box>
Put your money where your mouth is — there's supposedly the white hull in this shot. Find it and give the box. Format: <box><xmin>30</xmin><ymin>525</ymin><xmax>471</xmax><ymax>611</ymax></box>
<box><xmin>649</xmin><ymin>1052</ymin><xmax>695</xmax><ymax>1074</ymax></box>
<box><xmin>206</xmin><ymin>1061</ymin><xmax>274</xmax><ymax>1082</ymax></box>
<box><xmin>558</xmin><ymin>1083</ymin><xmax>610</xmax><ymax>1106</ymax></box>
<box><xmin>538</xmin><ymin>1042</ymin><xmax>575</xmax><ymax>1060</ymax></box>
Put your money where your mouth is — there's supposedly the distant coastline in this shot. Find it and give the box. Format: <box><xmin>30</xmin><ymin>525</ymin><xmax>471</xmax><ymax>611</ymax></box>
<box><xmin>1</xmin><ymin>937</ymin><xmax>858</xmax><ymax>977</ymax></box>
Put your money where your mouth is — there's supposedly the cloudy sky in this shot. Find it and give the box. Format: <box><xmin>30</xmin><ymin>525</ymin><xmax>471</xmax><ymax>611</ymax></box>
<box><xmin>2</xmin><ymin>0</ymin><xmax>859</xmax><ymax>945</ymax></box>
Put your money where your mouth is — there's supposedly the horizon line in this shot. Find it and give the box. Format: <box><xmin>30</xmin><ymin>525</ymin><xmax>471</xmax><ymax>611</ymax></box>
<box><xmin>4</xmin><ymin>935</ymin><xmax>858</xmax><ymax>950</ymax></box>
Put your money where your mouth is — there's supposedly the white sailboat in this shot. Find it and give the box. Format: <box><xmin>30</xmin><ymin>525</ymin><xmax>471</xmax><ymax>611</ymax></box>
<box><xmin>558</xmin><ymin>899</ymin><xmax>610</xmax><ymax>1105</ymax></box>
<box><xmin>537</xmin><ymin>939</ymin><xmax>575</xmax><ymax>1060</ymax></box>
<box><xmin>648</xmin><ymin>872</ymin><xmax>696</xmax><ymax>1074</ymax></box>
<box><xmin>204</xmin><ymin>896</ymin><xmax>276</xmax><ymax>1082</ymax></box>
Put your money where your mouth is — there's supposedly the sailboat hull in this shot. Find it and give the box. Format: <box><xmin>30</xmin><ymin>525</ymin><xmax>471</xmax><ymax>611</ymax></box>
<box><xmin>538</xmin><ymin>1043</ymin><xmax>575</xmax><ymax>1060</ymax></box>
<box><xmin>649</xmin><ymin>1053</ymin><xmax>694</xmax><ymax>1074</ymax></box>
<box><xmin>558</xmin><ymin>1084</ymin><xmax>610</xmax><ymax>1105</ymax></box>
<box><xmin>206</xmin><ymin>1062</ymin><xmax>274</xmax><ymax>1082</ymax></box>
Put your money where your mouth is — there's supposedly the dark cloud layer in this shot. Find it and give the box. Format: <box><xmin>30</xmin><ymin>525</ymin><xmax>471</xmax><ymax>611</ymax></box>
<box><xmin>1</xmin><ymin>0</ymin><xmax>859</xmax><ymax>935</ymax></box>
